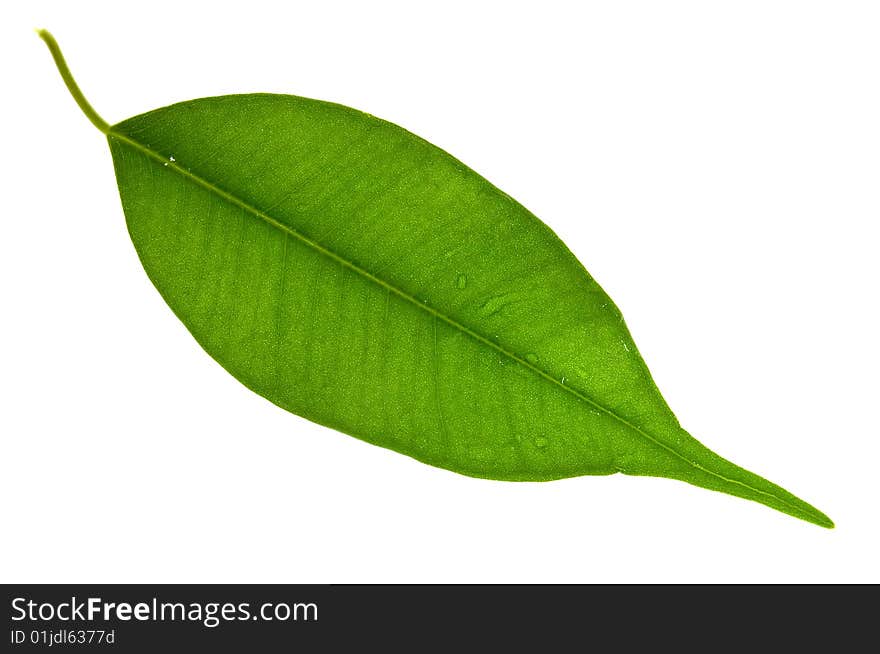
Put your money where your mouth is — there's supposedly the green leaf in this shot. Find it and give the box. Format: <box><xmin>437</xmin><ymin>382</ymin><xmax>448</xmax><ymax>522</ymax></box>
<box><xmin>39</xmin><ymin>30</ymin><xmax>831</xmax><ymax>527</ymax></box>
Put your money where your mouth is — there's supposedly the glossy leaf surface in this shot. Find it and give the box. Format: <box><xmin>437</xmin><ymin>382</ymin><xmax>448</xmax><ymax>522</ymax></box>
<box><xmin>40</xmin><ymin>31</ymin><xmax>831</xmax><ymax>527</ymax></box>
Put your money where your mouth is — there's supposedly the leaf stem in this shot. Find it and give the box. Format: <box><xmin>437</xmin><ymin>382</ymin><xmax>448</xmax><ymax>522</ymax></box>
<box><xmin>37</xmin><ymin>29</ymin><xmax>110</xmax><ymax>134</ymax></box>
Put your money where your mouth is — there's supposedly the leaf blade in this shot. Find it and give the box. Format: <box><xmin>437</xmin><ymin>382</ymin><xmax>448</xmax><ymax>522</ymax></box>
<box><xmin>100</xmin><ymin>94</ymin><xmax>831</xmax><ymax>527</ymax></box>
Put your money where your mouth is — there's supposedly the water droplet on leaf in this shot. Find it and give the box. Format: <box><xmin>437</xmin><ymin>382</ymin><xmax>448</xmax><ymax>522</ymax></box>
<box><xmin>480</xmin><ymin>294</ymin><xmax>511</xmax><ymax>316</ymax></box>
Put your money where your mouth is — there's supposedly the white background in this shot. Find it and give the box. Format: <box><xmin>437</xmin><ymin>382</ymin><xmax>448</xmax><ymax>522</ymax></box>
<box><xmin>1</xmin><ymin>1</ymin><xmax>878</xmax><ymax>583</ymax></box>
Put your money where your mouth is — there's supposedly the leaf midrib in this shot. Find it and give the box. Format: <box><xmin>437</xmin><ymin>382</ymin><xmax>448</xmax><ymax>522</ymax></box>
<box><xmin>109</xmin><ymin>128</ymin><xmax>783</xmax><ymax>508</ymax></box>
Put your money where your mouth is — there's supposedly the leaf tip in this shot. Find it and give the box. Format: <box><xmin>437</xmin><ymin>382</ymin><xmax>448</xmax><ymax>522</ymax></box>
<box><xmin>783</xmin><ymin>492</ymin><xmax>834</xmax><ymax>529</ymax></box>
<box><xmin>782</xmin><ymin>496</ymin><xmax>834</xmax><ymax>529</ymax></box>
<box><xmin>811</xmin><ymin>511</ymin><xmax>835</xmax><ymax>530</ymax></box>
